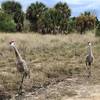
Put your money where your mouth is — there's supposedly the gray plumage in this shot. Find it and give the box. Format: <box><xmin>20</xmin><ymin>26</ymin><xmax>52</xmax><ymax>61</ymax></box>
<box><xmin>86</xmin><ymin>42</ymin><xmax>94</xmax><ymax>77</ymax></box>
<box><xmin>86</xmin><ymin>55</ymin><xmax>93</xmax><ymax>66</ymax></box>
<box><xmin>10</xmin><ymin>41</ymin><xmax>29</xmax><ymax>77</ymax></box>
<box><xmin>9</xmin><ymin>41</ymin><xmax>30</xmax><ymax>94</ymax></box>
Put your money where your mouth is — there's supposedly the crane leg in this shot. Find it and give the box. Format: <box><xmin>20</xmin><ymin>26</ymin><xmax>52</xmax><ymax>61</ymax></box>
<box><xmin>87</xmin><ymin>65</ymin><xmax>91</xmax><ymax>78</ymax></box>
<box><xmin>18</xmin><ymin>74</ymin><xmax>25</xmax><ymax>95</ymax></box>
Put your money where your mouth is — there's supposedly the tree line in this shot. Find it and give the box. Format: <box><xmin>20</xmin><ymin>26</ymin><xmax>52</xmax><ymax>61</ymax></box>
<box><xmin>0</xmin><ymin>1</ymin><xmax>100</xmax><ymax>35</ymax></box>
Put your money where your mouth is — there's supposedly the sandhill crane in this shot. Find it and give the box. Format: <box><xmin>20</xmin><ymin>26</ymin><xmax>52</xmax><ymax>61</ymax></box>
<box><xmin>9</xmin><ymin>41</ymin><xmax>30</xmax><ymax>94</ymax></box>
<box><xmin>86</xmin><ymin>41</ymin><xmax>94</xmax><ymax>78</ymax></box>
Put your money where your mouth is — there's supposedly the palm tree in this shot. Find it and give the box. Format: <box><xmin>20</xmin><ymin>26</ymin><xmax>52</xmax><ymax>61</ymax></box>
<box><xmin>1</xmin><ymin>1</ymin><xmax>22</xmax><ymax>14</ymax></box>
<box><xmin>54</xmin><ymin>2</ymin><xmax>71</xmax><ymax>18</ymax></box>
<box><xmin>26</xmin><ymin>2</ymin><xmax>47</xmax><ymax>31</ymax></box>
<box><xmin>54</xmin><ymin>2</ymin><xmax>71</xmax><ymax>33</ymax></box>
<box><xmin>37</xmin><ymin>2</ymin><xmax>71</xmax><ymax>34</ymax></box>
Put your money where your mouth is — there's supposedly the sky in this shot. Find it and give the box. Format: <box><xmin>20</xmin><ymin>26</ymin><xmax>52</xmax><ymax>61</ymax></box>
<box><xmin>0</xmin><ymin>0</ymin><xmax>100</xmax><ymax>19</ymax></box>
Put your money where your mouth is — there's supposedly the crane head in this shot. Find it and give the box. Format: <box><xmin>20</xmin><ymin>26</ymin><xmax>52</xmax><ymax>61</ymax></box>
<box><xmin>88</xmin><ymin>41</ymin><xmax>91</xmax><ymax>46</ymax></box>
<box><xmin>9</xmin><ymin>40</ymin><xmax>16</xmax><ymax>47</ymax></box>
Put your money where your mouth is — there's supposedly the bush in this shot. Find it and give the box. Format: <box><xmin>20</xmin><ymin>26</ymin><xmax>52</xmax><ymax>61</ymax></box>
<box><xmin>66</xmin><ymin>18</ymin><xmax>76</xmax><ymax>34</ymax></box>
<box><xmin>95</xmin><ymin>23</ymin><xmax>100</xmax><ymax>36</ymax></box>
<box><xmin>0</xmin><ymin>12</ymin><xmax>16</xmax><ymax>32</ymax></box>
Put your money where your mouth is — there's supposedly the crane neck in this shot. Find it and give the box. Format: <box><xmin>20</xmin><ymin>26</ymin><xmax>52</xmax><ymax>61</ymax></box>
<box><xmin>88</xmin><ymin>45</ymin><xmax>93</xmax><ymax>56</ymax></box>
<box><xmin>12</xmin><ymin>45</ymin><xmax>23</xmax><ymax>61</ymax></box>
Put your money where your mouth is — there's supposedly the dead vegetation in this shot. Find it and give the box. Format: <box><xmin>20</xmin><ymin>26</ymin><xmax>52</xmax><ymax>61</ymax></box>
<box><xmin>0</xmin><ymin>32</ymin><xmax>100</xmax><ymax>99</ymax></box>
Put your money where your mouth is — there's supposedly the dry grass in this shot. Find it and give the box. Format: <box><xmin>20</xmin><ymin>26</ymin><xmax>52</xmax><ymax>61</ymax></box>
<box><xmin>0</xmin><ymin>32</ymin><xmax>100</xmax><ymax>99</ymax></box>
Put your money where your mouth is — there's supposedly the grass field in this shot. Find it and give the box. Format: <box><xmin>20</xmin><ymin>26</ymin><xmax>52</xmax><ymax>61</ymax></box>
<box><xmin>0</xmin><ymin>32</ymin><xmax>100</xmax><ymax>99</ymax></box>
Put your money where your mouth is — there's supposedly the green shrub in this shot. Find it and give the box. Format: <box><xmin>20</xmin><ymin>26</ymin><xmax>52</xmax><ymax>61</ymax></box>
<box><xmin>0</xmin><ymin>12</ymin><xmax>16</xmax><ymax>32</ymax></box>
